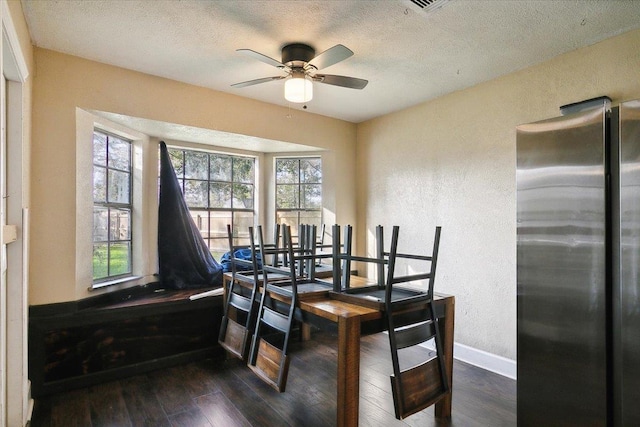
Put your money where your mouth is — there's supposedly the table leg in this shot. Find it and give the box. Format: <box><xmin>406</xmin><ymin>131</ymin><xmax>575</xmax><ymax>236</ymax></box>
<box><xmin>435</xmin><ymin>296</ymin><xmax>455</xmax><ymax>418</ymax></box>
<box><xmin>337</xmin><ymin>313</ymin><xmax>360</xmax><ymax>427</ymax></box>
<box><xmin>301</xmin><ymin>323</ymin><xmax>312</xmax><ymax>341</ymax></box>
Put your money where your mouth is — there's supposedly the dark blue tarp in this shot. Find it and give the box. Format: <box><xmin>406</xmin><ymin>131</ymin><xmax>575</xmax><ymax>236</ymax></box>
<box><xmin>220</xmin><ymin>249</ymin><xmax>262</xmax><ymax>273</ymax></box>
<box><xmin>157</xmin><ymin>141</ymin><xmax>222</xmax><ymax>289</ymax></box>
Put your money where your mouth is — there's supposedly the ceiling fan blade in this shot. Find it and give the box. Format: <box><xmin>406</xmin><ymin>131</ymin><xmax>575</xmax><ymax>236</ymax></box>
<box><xmin>231</xmin><ymin>76</ymin><xmax>286</xmax><ymax>88</ymax></box>
<box><xmin>308</xmin><ymin>44</ymin><xmax>353</xmax><ymax>70</ymax></box>
<box><xmin>237</xmin><ymin>49</ymin><xmax>286</xmax><ymax>69</ymax></box>
<box><xmin>314</xmin><ymin>74</ymin><xmax>368</xmax><ymax>90</ymax></box>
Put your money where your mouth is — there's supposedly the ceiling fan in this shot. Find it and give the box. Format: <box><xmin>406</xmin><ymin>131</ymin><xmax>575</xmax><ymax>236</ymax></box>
<box><xmin>231</xmin><ymin>43</ymin><xmax>368</xmax><ymax>103</ymax></box>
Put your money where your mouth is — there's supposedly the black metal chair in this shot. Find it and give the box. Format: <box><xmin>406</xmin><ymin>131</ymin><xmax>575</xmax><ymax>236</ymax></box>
<box><xmin>298</xmin><ymin>223</ymin><xmax>328</xmax><ymax>280</ymax></box>
<box><xmin>263</xmin><ymin>223</ymin><xmax>282</xmax><ymax>267</ymax></box>
<box><xmin>328</xmin><ymin>223</ymin><xmax>353</xmax><ymax>291</ymax></box>
<box><xmin>249</xmin><ymin>224</ymin><xmax>292</xmax><ymax>284</ymax></box>
<box><xmin>245</xmin><ymin>223</ymin><xmax>358</xmax><ymax>391</ymax></box>
<box><xmin>311</xmin><ymin>224</ymin><xmax>334</xmax><ymax>278</ymax></box>
<box><xmin>383</xmin><ymin>225</ymin><xmax>448</xmax><ymax>419</ymax></box>
<box><xmin>218</xmin><ymin>224</ymin><xmax>261</xmax><ymax>361</ymax></box>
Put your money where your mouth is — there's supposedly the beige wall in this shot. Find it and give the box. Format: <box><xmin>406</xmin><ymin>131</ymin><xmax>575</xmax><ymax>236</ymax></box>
<box><xmin>30</xmin><ymin>48</ymin><xmax>357</xmax><ymax>305</ymax></box>
<box><xmin>356</xmin><ymin>28</ymin><xmax>640</xmax><ymax>360</ymax></box>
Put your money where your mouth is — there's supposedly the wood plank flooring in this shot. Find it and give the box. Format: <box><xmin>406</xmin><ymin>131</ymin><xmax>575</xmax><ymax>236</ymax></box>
<box><xmin>29</xmin><ymin>330</ymin><xmax>516</xmax><ymax>427</ymax></box>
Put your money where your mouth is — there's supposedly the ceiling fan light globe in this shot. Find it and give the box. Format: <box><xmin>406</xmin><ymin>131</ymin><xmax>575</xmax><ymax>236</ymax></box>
<box><xmin>284</xmin><ymin>75</ymin><xmax>313</xmax><ymax>103</ymax></box>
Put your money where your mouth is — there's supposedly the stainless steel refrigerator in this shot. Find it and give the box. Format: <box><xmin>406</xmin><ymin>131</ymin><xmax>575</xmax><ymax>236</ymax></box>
<box><xmin>516</xmin><ymin>99</ymin><xmax>640</xmax><ymax>426</ymax></box>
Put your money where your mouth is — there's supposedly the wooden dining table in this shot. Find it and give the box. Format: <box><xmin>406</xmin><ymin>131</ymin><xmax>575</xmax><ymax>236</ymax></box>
<box><xmin>222</xmin><ymin>272</ymin><xmax>455</xmax><ymax>427</ymax></box>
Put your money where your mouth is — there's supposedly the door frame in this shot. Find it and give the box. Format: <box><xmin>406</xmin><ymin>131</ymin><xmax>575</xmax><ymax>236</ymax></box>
<box><xmin>1</xmin><ymin>1</ymin><xmax>30</xmax><ymax>425</ymax></box>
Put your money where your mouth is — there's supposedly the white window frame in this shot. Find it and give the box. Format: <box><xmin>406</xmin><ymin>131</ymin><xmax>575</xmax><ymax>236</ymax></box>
<box><xmin>76</xmin><ymin>110</ymin><xmax>155</xmax><ymax>294</ymax></box>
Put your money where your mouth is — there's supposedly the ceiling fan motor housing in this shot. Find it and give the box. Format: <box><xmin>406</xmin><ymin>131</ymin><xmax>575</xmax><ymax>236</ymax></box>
<box><xmin>282</xmin><ymin>43</ymin><xmax>315</xmax><ymax>67</ymax></box>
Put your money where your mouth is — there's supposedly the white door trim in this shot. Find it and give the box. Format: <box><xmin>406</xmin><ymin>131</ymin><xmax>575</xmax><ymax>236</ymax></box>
<box><xmin>1</xmin><ymin>1</ymin><xmax>28</xmax><ymax>82</ymax></box>
<box><xmin>1</xmin><ymin>1</ymin><xmax>30</xmax><ymax>425</ymax></box>
<box><xmin>0</xmin><ymin>71</ymin><xmax>6</xmax><ymax>427</ymax></box>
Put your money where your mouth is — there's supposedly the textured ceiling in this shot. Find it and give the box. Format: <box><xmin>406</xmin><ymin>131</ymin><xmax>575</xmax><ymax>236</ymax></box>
<box><xmin>21</xmin><ymin>0</ymin><xmax>640</xmax><ymax>134</ymax></box>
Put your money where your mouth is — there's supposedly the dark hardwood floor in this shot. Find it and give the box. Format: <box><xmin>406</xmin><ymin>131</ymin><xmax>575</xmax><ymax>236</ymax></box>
<box><xmin>29</xmin><ymin>330</ymin><xmax>516</xmax><ymax>427</ymax></box>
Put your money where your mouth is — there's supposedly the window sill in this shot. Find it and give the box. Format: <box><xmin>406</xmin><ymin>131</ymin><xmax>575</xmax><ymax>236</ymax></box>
<box><xmin>91</xmin><ymin>275</ymin><xmax>142</xmax><ymax>290</ymax></box>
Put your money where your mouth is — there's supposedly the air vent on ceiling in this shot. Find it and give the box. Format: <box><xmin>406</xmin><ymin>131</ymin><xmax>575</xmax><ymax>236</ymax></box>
<box><xmin>403</xmin><ymin>0</ymin><xmax>451</xmax><ymax>14</ymax></box>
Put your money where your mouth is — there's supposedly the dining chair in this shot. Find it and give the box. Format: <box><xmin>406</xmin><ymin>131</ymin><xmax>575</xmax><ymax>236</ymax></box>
<box><xmin>383</xmin><ymin>225</ymin><xmax>449</xmax><ymax>419</ymax></box>
<box><xmin>218</xmin><ymin>224</ymin><xmax>261</xmax><ymax>361</ymax></box>
<box><xmin>246</xmin><ymin>224</ymin><xmax>299</xmax><ymax>392</ymax></box>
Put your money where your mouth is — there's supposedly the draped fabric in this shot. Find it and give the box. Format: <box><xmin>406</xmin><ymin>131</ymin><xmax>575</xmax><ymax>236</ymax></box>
<box><xmin>157</xmin><ymin>141</ymin><xmax>222</xmax><ymax>289</ymax></box>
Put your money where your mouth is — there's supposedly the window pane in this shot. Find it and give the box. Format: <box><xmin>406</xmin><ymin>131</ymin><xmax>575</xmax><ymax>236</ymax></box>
<box><xmin>233</xmin><ymin>211</ymin><xmax>254</xmax><ymax>247</ymax></box>
<box><xmin>156</xmin><ymin>148</ymin><xmax>256</xmax><ymax>264</ymax></box>
<box><xmin>93</xmin><ymin>166</ymin><xmax>107</xmax><ymax>202</ymax></box>
<box><xmin>93</xmin><ymin>130</ymin><xmax>133</xmax><ymax>284</ymax></box>
<box><xmin>233</xmin><ymin>157</ymin><xmax>254</xmax><ymax>183</ymax></box>
<box><xmin>184</xmin><ymin>179</ymin><xmax>208</xmax><ymax>207</ymax></box>
<box><xmin>232</xmin><ymin>183</ymin><xmax>254</xmax><ymax>209</ymax></box>
<box><xmin>108</xmin><ymin>137</ymin><xmax>131</xmax><ymax>171</ymax></box>
<box><xmin>109</xmin><ymin>208</ymin><xmax>131</xmax><ymax>241</ymax></box>
<box><xmin>209</xmin><ymin>182</ymin><xmax>232</xmax><ymax>208</ymax></box>
<box><xmin>184</xmin><ymin>151</ymin><xmax>208</xmax><ymax>180</ymax></box>
<box><xmin>302</xmin><ymin>184</ymin><xmax>322</xmax><ymax>209</ymax></box>
<box><xmin>208</xmin><ymin>211</ymin><xmax>231</xmax><ymax>240</ymax></box>
<box><xmin>277</xmin><ymin>184</ymin><xmax>299</xmax><ymax>209</ymax></box>
<box><xmin>189</xmin><ymin>210</ymin><xmax>209</xmax><ymax>237</ymax></box>
<box><xmin>209</xmin><ymin>239</ymin><xmax>228</xmax><ymax>261</ymax></box>
<box><xmin>93</xmin><ymin>207</ymin><xmax>108</xmax><ymax>242</ymax></box>
<box><xmin>93</xmin><ymin>132</ymin><xmax>107</xmax><ymax>166</ymax></box>
<box><xmin>276</xmin><ymin>159</ymin><xmax>298</xmax><ymax>184</ymax></box>
<box><xmin>300</xmin><ymin>158</ymin><xmax>321</xmax><ymax>183</ymax></box>
<box><xmin>299</xmin><ymin>211</ymin><xmax>322</xmax><ymax>228</ymax></box>
<box><xmin>209</xmin><ymin>211</ymin><xmax>232</xmax><ymax>258</ymax></box>
<box><xmin>107</xmin><ymin>169</ymin><xmax>131</xmax><ymax>204</ymax></box>
<box><xmin>210</xmin><ymin>155</ymin><xmax>232</xmax><ymax>181</ymax></box>
<box><xmin>168</xmin><ymin>149</ymin><xmax>184</xmax><ymax>177</ymax></box>
<box><xmin>109</xmin><ymin>242</ymin><xmax>131</xmax><ymax>276</ymax></box>
<box><xmin>93</xmin><ymin>243</ymin><xmax>108</xmax><ymax>280</ymax></box>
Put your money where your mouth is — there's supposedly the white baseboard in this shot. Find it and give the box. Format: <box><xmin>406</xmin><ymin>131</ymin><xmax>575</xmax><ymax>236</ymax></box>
<box><xmin>26</xmin><ymin>398</ymin><xmax>34</xmax><ymax>427</ymax></box>
<box><xmin>452</xmin><ymin>342</ymin><xmax>516</xmax><ymax>380</ymax></box>
<box><xmin>421</xmin><ymin>341</ymin><xmax>517</xmax><ymax>380</ymax></box>
<box><xmin>25</xmin><ymin>380</ymin><xmax>34</xmax><ymax>427</ymax></box>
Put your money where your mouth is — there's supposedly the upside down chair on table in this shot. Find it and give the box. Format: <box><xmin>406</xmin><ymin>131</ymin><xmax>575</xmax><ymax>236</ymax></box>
<box><xmin>246</xmin><ymin>223</ymin><xmax>347</xmax><ymax>392</ymax></box>
<box><xmin>384</xmin><ymin>225</ymin><xmax>449</xmax><ymax>419</ymax></box>
<box><xmin>330</xmin><ymin>224</ymin><xmax>448</xmax><ymax>419</ymax></box>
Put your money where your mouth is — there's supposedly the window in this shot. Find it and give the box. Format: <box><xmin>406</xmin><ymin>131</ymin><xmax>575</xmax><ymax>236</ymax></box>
<box><xmin>92</xmin><ymin>130</ymin><xmax>133</xmax><ymax>282</ymax></box>
<box><xmin>275</xmin><ymin>157</ymin><xmax>322</xmax><ymax>232</ymax></box>
<box><xmin>167</xmin><ymin>148</ymin><xmax>256</xmax><ymax>259</ymax></box>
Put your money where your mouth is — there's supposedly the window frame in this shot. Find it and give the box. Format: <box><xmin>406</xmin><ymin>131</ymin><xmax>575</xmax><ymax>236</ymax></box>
<box><xmin>275</xmin><ymin>156</ymin><xmax>323</xmax><ymax>231</ymax></box>
<box><xmin>92</xmin><ymin>129</ymin><xmax>134</xmax><ymax>284</ymax></box>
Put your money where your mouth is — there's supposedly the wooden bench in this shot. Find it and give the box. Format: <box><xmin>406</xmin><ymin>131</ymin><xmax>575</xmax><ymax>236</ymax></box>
<box><xmin>29</xmin><ymin>282</ymin><xmax>224</xmax><ymax>397</ymax></box>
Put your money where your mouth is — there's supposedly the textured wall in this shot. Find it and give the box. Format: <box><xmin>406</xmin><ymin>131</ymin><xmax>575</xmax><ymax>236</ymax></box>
<box><xmin>356</xmin><ymin>28</ymin><xmax>640</xmax><ymax>360</ymax></box>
